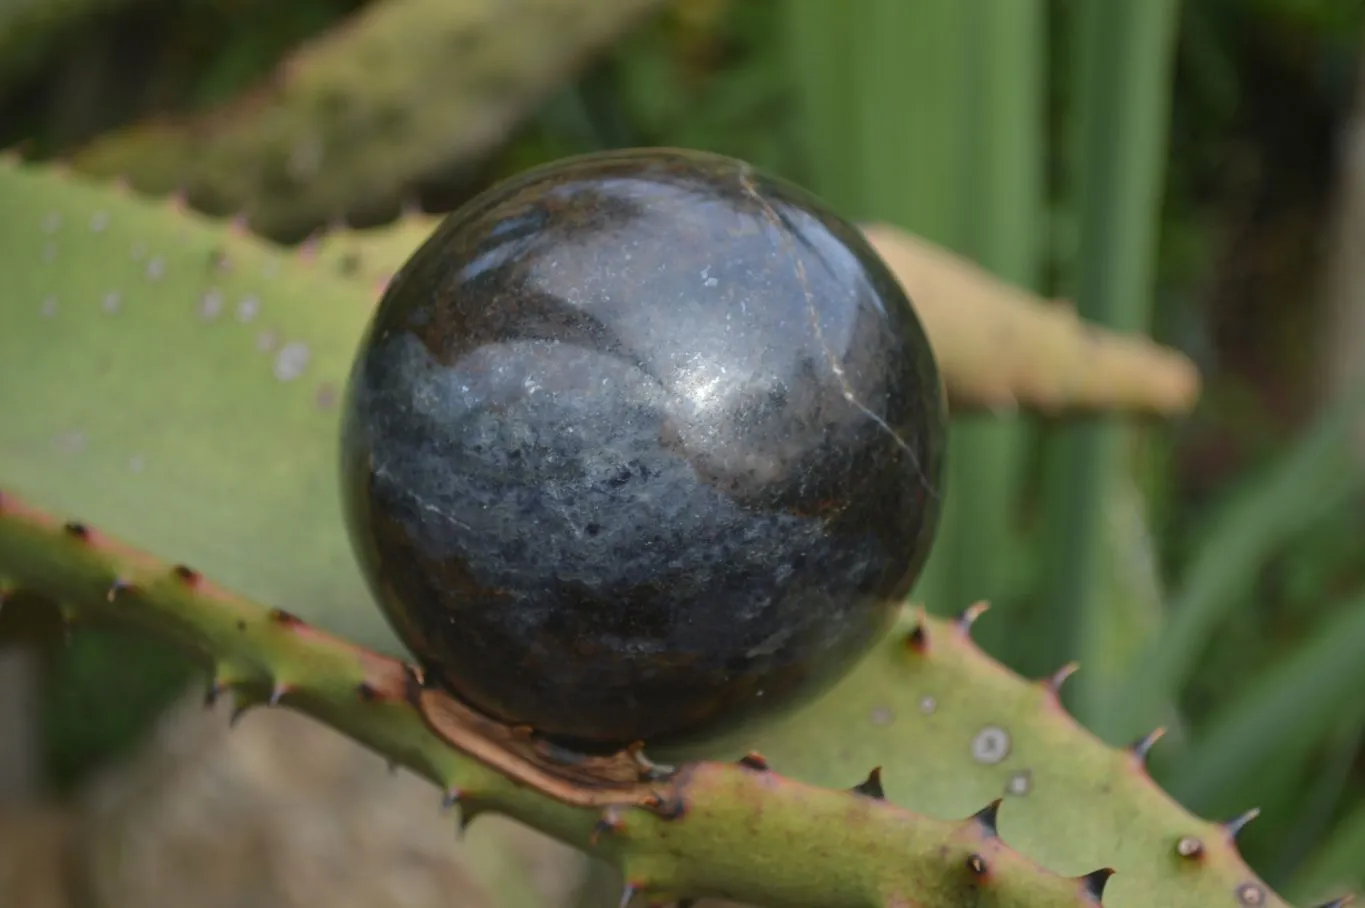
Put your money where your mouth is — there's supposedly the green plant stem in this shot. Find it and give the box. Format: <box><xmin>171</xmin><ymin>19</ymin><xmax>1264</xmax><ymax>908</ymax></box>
<box><xmin>948</xmin><ymin>0</ymin><xmax>1043</xmax><ymax>657</ymax></box>
<box><xmin>1036</xmin><ymin>0</ymin><xmax>1181</xmax><ymax>725</ymax></box>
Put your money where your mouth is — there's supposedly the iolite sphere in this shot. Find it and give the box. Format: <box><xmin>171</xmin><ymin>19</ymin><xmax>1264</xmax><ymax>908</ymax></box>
<box><xmin>339</xmin><ymin>148</ymin><xmax>946</xmax><ymax>752</ymax></box>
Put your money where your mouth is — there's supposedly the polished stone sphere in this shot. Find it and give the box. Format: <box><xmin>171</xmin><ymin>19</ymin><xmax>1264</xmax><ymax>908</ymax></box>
<box><xmin>339</xmin><ymin>147</ymin><xmax>946</xmax><ymax>752</ymax></box>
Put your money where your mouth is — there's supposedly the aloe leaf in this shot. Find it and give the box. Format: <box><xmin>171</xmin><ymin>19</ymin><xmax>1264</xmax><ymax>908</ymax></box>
<box><xmin>4</xmin><ymin>488</ymin><xmax>1338</xmax><ymax>908</ymax></box>
<box><xmin>0</xmin><ymin>490</ymin><xmax>1127</xmax><ymax>908</ymax></box>
<box><xmin>0</xmin><ymin>156</ymin><xmax>395</xmax><ymax>651</ymax></box>
<box><xmin>1035</xmin><ymin>0</ymin><xmax>1181</xmax><ymax>713</ymax></box>
<box><xmin>66</xmin><ymin>0</ymin><xmax>670</xmax><ymax>239</ymax></box>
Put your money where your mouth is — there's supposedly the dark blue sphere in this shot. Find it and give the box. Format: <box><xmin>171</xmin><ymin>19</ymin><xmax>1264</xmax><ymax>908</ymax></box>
<box><xmin>339</xmin><ymin>148</ymin><xmax>946</xmax><ymax>751</ymax></box>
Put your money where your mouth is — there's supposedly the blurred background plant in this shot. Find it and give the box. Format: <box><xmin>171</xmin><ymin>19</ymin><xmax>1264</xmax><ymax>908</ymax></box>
<box><xmin>1</xmin><ymin>0</ymin><xmax>1364</xmax><ymax>905</ymax></box>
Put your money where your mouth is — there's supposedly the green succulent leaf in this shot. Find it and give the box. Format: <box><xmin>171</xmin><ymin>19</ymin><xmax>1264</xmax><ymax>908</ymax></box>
<box><xmin>0</xmin><ymin>155</ymin><xmax>395</xmax><ymax>651</ymax></box>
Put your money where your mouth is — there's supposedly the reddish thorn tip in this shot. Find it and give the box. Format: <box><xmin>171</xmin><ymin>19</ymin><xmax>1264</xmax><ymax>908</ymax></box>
<box><xmin>63</xmin><ymin>521</ymin><xmax>90</xmax><ymax>541</ymax></box>
<box><xmin>172</xmin><ymin>564</ymin><xmax>201</xmax><ymax>586</ymax></box>
<box><xmin>267</xmin><ymin>607</ymin><xmax>303</xmax><ymax>627</ymax></box>
<box><xmin>906</xmin><ymin>623</ymin><xmax>928</xmax><ymax>652</ymax></box>
<box><xmin>851</xmin><ymin>766</ymin><xmax>885</xmax><ymax>799</ymax></box>
<box><xmin>1078</xmin><ymin>868</ymin><xmax>1114</xmax><ymax>901</ymax></box>
<box><xmin>738</xmin><ymin>751</ymin><xmax>770</xmax><ymax>771</ymax></box>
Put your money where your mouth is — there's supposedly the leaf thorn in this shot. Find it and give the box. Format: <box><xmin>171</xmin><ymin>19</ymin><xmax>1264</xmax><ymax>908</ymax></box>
<box><xmin>1078</xmin><ymin>868</ymin><xmax>1115</xmax><ymax>901</ymax></box>
<box><xmin>1127</xmin><ymin>727</ymin><xmax>1166</xmax><ymax>765</ymax></box>
<box><xmin>851</xmin><ymin>766</ymin><xmax>885</xmax><ymax>800</ymax></box>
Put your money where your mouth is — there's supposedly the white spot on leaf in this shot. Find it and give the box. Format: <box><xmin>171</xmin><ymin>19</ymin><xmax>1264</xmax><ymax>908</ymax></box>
<box><xmin>1006</xmin><ymin>769</ymin><xmax>1032</xmax><ymax>796</ymax></box>
<box><xmin>918</xmin><ymin>695</ymin><xmax>937</xmax><ymax>715</ymax></box>
<box><xmin>53</xmin><ymin>431</ymin><xmax>85</xmax><ymax>455</ymax></box>
<box><xmin>971</xmin><ymin>726</ymin><xmax>1011</xmax><ymax>765</ymax></box>
<box><xmin>199</xmin><ymin>289</ymin><xmax>224</xmax><ymax>320</ymax></box>
<box><xmin>40</xmin><ymin>296</ymin><xmax>57</xmax><ymax>318</ymax></box>
<box><xmin>101</xmin><ymin>291</ymin><xmax>121</xmax><ymax>313</ymax></box>
<box><xmin>42</xmin><ymin>212</ymin><xmax>61</xmax><ymax>233</ymax></box>
<box><xmin>256</xmin><ymin>330</ymin><xmax>278</xmax><ymax>352</ymax></box>
<box><xmin>146</xmin><ymin>257</ymin><xmax>166</xmax><ymax>281</ymax></box>
<box><xmin>274</xmin><ymin>342</ymin><xmax>311</xmax><ymax>381</ymax></box>
<box><xmin>90</xmin><ymin>211</ymin><xmax>109</xmax><ymax>232</ymax></box>
<box><xmin>236</xmin><ymin>295</ymin><xmax>260</xmax><ymax>322</ymax></box>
